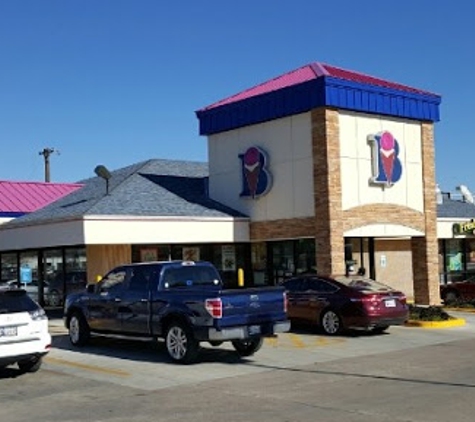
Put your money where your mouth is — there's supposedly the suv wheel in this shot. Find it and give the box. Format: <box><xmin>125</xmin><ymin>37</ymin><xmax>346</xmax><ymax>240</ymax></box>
<box><xmin>165</xmin><ymin>322</ymin><xmax>199</xmax><ymax>364</ymax></box>
<box><xmin>69</xmin><ymin>312</ymin><xmax>90</xmax><ymax>347</ymax></box>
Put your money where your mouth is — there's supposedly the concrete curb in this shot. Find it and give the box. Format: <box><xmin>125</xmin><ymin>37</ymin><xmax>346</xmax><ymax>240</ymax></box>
<box><xmin>405</xmin><ymin>318</ymin><xmax>466</xmax><ymax>328</ymax></box>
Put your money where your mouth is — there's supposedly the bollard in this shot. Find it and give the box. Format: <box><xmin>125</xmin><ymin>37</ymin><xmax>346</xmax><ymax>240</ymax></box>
<box><xmin>238</xmin><ymin>268</ymin><xmax>244</xmax><ymax>287</ymax></box>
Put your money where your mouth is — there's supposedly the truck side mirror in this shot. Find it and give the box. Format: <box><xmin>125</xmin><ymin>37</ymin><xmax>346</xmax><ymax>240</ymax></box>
<box><xmin>86</xmin><ymin>284</ymin><xmax>96</xmax><ymax>294</ymax></box>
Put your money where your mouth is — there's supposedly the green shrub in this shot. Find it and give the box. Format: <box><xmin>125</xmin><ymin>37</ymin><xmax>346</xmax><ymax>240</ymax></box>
<box><xmin>444</xmin><ymin>299</ymin><xmax>475</xmax><ymax>309</ymax></box>
<box><xmin>408</xmin><ymin>305</ymin><xmax>452</xmax><ymax>321</ymax></box>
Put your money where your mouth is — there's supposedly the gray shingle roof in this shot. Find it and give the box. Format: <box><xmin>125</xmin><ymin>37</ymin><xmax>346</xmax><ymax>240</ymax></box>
<box><xmin>2</xmin><ymin>159</ymin><xmax>247</xmax><ymax>228</ymax></box>
<box><xmin>437</xmin><ymin>194</ymin><xmax>475</xmax><ymax>219</ymax></box>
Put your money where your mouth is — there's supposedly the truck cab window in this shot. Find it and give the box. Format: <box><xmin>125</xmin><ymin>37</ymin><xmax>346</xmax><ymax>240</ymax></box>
<box><xmin>99</xmin><ymin>268</ymin><xmax>127</xmax><ymax>293</ymax></box>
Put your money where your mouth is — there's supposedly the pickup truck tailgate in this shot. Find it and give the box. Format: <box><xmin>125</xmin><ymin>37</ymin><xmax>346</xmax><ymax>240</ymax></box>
<box><xmin>216</xmin><ymin>287</ymin><xmax>286</xmax><ymax>328</ymax></box>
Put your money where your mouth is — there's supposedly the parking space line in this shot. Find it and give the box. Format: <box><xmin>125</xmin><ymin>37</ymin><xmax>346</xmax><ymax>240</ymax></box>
<box><xmin>289</xmin><ymin>333</ymin><xmax>306</xmax><ymax>348</ymax></box>
<box><xmin>265</xmin><ymin>337</ymin><xmax>279</xmax><ymax>347</ymax></box>
<box><xmin>45</xmin><ymin>356</ymin><xmax>130</xmax><ymax>377</ymax></box>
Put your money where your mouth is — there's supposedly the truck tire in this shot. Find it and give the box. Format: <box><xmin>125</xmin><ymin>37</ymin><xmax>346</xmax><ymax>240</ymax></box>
<box><xmin>69</xmin><ymin>312</ymin><xmax>90</xmax><ymax>347</ymax></box>
<box><xmin>232</xmin><ymin>337</ymin><xmax>263</xmax><ymax>357</ymax></box>
<box><xmin>18</xmin><ymin>357</ymin><xmax>42</xmax><ymax>373</ymax></box>
<box><xmin>165</xmin><ymin>322</ymin><xmax>199</xmax><ymax>364</ymax></box>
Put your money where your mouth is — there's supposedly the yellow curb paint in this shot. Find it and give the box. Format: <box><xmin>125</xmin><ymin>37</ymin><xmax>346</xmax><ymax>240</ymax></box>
<box><xmin>265</xmin><ymin>337</ymin><xmax>279</xmax><ymax>347</ymax></box>
<box><xmin>405</xmin><ymin>318</ymin><xmax>466</xmax><ymax>329</ymax></box>
<box><xmin>289</xmin><ymin>333</ymin><xmax>306</xmax><ymax>348</ymax></box>
<box><xmin>45</xmin><ymin>356</ymin><xmax>130</xmax><ymax>377</ymax></box>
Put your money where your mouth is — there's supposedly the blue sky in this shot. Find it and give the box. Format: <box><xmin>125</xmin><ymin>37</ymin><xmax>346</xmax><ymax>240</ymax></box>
<box><xmin>0</xmin><ymin>1</ymin><xmax>473</xmax><ymax>192</ymax></box>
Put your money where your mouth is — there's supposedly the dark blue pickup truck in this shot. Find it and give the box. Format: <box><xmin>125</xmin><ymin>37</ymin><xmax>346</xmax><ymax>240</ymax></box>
<box><xmin>64</xmin><ymin>260</ymin><xmax>289</xmax><ymax>363</ymax></box>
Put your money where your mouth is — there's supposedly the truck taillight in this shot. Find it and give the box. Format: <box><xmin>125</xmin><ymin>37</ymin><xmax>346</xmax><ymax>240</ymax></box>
<box><xmin>283</xmin><ymin>291</ymin><xmax>288</xmax><ymax>313</ymax></box>
<box><xmin>205</xmin><ymin>298</ymin><xmax>222</xmax><ymax>319</ymax></box>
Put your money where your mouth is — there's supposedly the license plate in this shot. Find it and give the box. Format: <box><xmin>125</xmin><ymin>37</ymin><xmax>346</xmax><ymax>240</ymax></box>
<box><xmin>248</xmin><ymin>325</ymin><xmax>261</xmax><ymax>335</ymax></box>
<box><xmin>0</xmin><ymin>326</ymin><xmax>18</xmax><ymax>337</ymax></box>
<box><xmin>385</xmin><ymin>299</ymin><xmax>396</xmax><ymax>308</ymax></box>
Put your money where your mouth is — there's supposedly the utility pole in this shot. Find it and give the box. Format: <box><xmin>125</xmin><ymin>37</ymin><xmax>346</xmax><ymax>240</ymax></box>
<box><xmin>39</xmin><ymin>147</ymin><xmax>59</xmax><ymax>182</ymax></box>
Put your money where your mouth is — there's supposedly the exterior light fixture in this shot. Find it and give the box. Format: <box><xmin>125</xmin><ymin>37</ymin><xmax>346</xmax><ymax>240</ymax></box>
<box><xmin>94</xmin><ymin>164</ymin><xmax>112</xmax><ymax>195</ymax></box>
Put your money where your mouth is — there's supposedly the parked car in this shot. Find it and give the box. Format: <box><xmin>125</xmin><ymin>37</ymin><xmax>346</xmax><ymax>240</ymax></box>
<box><xmin>45</xmin><ymin>271</ymin><xmax>87</xmax><ymax>307</ymax></box>
<box><xmin>282</xmin><ymin>274</ymin><xmax>408</xmax><ymax>335</ymax></box>
<box><xmin>440</xmin><ymin>276</ymin><xmax>475</xmax><ymax>303</ymax></box>
<box><xmin>0</xmin><ymin>286</ymin><xmax>51</xmax><ymax>373</ymax></box>
<box><xmin>64</xmin><ymin>260</ymin><xmax>290</xmax><ymax>364</ymax></box>
<box><xmin>4</xmin><ymin>279</ymin><xmax>40</xmax><ymax>303</ymax></box>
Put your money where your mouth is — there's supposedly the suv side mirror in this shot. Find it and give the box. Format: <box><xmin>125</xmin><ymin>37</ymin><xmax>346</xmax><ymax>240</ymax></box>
<box><xmin>86</xmin><ymin>284</ymin><xmax>96</xmax><ymax>294</ymax></box>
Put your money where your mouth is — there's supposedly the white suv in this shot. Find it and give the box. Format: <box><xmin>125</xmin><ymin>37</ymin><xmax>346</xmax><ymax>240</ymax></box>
<box><xmin>0</xmin><ymin>287</ymin><xmax>51</xmax><ymax>373</ymax></box>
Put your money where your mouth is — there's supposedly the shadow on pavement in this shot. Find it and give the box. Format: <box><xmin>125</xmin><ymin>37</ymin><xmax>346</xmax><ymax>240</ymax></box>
<box><xmin>51</xmin><ymin>334</ymin><xmax>250</xmax><ymax>366</ymax></box>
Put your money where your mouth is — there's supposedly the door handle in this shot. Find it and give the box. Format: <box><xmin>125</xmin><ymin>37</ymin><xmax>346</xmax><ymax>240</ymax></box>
<box><xmin>114</xmin><ymin>298</ymin><xmax>122</xmax><ymax>302</ymax></box>
<box><xmin>140</xmin><ymin>298</ymin><xmax>148</xmax><ymax>303</ymax></box>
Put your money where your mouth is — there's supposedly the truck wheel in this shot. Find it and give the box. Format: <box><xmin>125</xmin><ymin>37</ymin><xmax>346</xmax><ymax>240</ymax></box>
<box><xmin>165</xmin><ymin>322</ymin><xmax>199</xmax><ymax>364</ymax></box>
<box><xmin>18</xmin><ymin>357</ymin><xmax>42</xmax><ymax>373</ymax></box>
<box><xmin>232</xmin><ymin>338</ymin><xmax>263</xmax><ymax>357</ymax></box>
<box><xmin>69</xmin><ymin>312</ymin><xmax>90</xmax><ymax>347</ymax></box>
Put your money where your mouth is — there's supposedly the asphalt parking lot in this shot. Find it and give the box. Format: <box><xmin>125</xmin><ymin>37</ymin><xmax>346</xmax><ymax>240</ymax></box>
<box><xmin>40</xmin><ymin>312</ymin><xmax>475</xmax><ymax>391</ymax></box>
<box><xmin>2</xmin><ymin>312</ymin><xmax>475</xmax><ymax>422</ymax></box>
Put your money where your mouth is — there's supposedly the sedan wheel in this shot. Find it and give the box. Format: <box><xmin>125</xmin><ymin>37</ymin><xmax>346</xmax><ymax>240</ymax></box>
<box><xmin>444</xmin><ymin>291</ymin><xmax>459</xmax><ymax>303</ymax></box>
<box><xmin>321</xmin><ymin>309</ymin><xmax>342</xmax><ymax>335</ymax></box>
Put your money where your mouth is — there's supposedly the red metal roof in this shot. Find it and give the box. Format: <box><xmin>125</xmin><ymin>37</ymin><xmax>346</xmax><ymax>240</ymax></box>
<box><xmin>201</xmin><ymin>62</ymin><xmax>436</xmax><ymax>111</ymax></box>
<box><xmin>0</xmin><ymin>180</ymin><xmax>82</xmax><ymax>213</ymax></box>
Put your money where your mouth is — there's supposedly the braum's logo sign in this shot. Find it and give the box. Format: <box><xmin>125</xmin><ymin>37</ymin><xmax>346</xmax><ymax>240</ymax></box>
<box><xmin>368</xmin><ymin>131</ymin><xmax>403</xmax><ymax>187</ymax></box>
<box><xmin>239</xmin><ymin>146</ymin><xmax>272</xmax><ymax>199</ymax></box>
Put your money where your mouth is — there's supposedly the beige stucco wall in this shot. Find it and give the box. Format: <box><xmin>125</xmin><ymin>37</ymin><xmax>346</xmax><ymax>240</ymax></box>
<box><xmin>339</xmin><ymin>111</ymin><xmax>423</xmax><ymax>213</ymax></box>
<box><xmin>207</xmin><ymin>112</ymin><xmax>314</xmax><ymax>221</ymax></box>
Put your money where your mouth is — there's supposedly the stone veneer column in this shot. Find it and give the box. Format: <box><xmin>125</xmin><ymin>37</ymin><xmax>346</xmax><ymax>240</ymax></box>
<box><xmin>312</xmin><ymin>108</ymin><xmax>345</xmax><ymax>275</ymax></box>
<box><xmin>411</xmin><ymin>122</ymin><xmax>441</xmax><ymax>305</ymax></box>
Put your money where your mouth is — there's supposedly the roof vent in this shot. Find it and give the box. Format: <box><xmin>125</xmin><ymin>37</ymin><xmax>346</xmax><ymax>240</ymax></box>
<box><xmin>436</xmin><ymin>184</ymin><xmax>443</xmax><ymax>205</ymax></box>
<box><xmin>457</xmin><ymin>184</ymin><xmax>474</xmax><ymax>204</ymax></box>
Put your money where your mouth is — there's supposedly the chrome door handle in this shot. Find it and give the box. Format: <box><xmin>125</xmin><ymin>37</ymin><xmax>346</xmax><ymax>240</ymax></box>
<box><xmin>114</xmin><ymin>298</ymin><xmax>122</xmax><ymax>302</ymax></box>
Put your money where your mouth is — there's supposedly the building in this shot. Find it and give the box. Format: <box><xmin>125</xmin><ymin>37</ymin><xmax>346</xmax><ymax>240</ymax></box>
<box><xmin>0</xmin><ymin>61</ymin><xmax>444</xmax><ymax>306</ymax></box>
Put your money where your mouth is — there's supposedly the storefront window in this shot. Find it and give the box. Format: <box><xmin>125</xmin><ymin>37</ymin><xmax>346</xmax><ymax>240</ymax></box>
<box><xmin>445</xmin><ymin>239</ymin><xmax>464</xmax><ymax>282</ymax></box>
<box><xmin>438</xmin><ymin>240</ymin><xmax>445</xmax><ymax>283</ymax></box>
<box><xmin>465</xmin><ymin>239</ymin><xmax>475</xmax><ymax>278</ymax></box>
<box><xmin>132</xmin><ymin>245</ymin><xmax>171</xmax><ymax>262</ymax></box>
<box><xmin>271</xmin><ymin>241</ymin><xmax>294</xmax><ymax>285</ymax></box>
<box><xmin>251</xmin><ymin>243</ymin><xmax>267</xmax><ymax>286</ymax></box>
<box><xmin>64</xmin><ymin>247</ymin><xmax>87</xmax><ymax>299</ymax></box>
<box><xmin>19</xmin><ymin>251</ymin><xmax>39</xmax><ymax>303</ymax></box>
<box><xmin>1</xmin><ymin>253</ymin><xmax>18</xmax><ymax>284</ymax></box>
<box><xmin>295</xmin><ymin>239</ymin><xmax>316</xmax><ymax>274</ymax></box>
<box><xmin>43</xmin><ymin>249</ymin><xmax>64</xmax><ymax>308</ymax></box>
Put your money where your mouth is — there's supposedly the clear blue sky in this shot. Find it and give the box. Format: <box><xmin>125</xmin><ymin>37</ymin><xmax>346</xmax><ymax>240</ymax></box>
<box><xmin>0</xmin><ymin>1</ymin><xmax>473</xmax><ymax>192</ymax></box>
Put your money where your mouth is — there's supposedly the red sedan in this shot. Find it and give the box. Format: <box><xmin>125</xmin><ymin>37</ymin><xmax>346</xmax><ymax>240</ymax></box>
<box><xmin>282</xmin><ymin>274</ymin><xmax>408</xmax><ymax>335</ymax></box>
<box><xmin>440</xmin><ymin>276</ymin><xmax>475</xmax><ymax>303</ymax></box>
